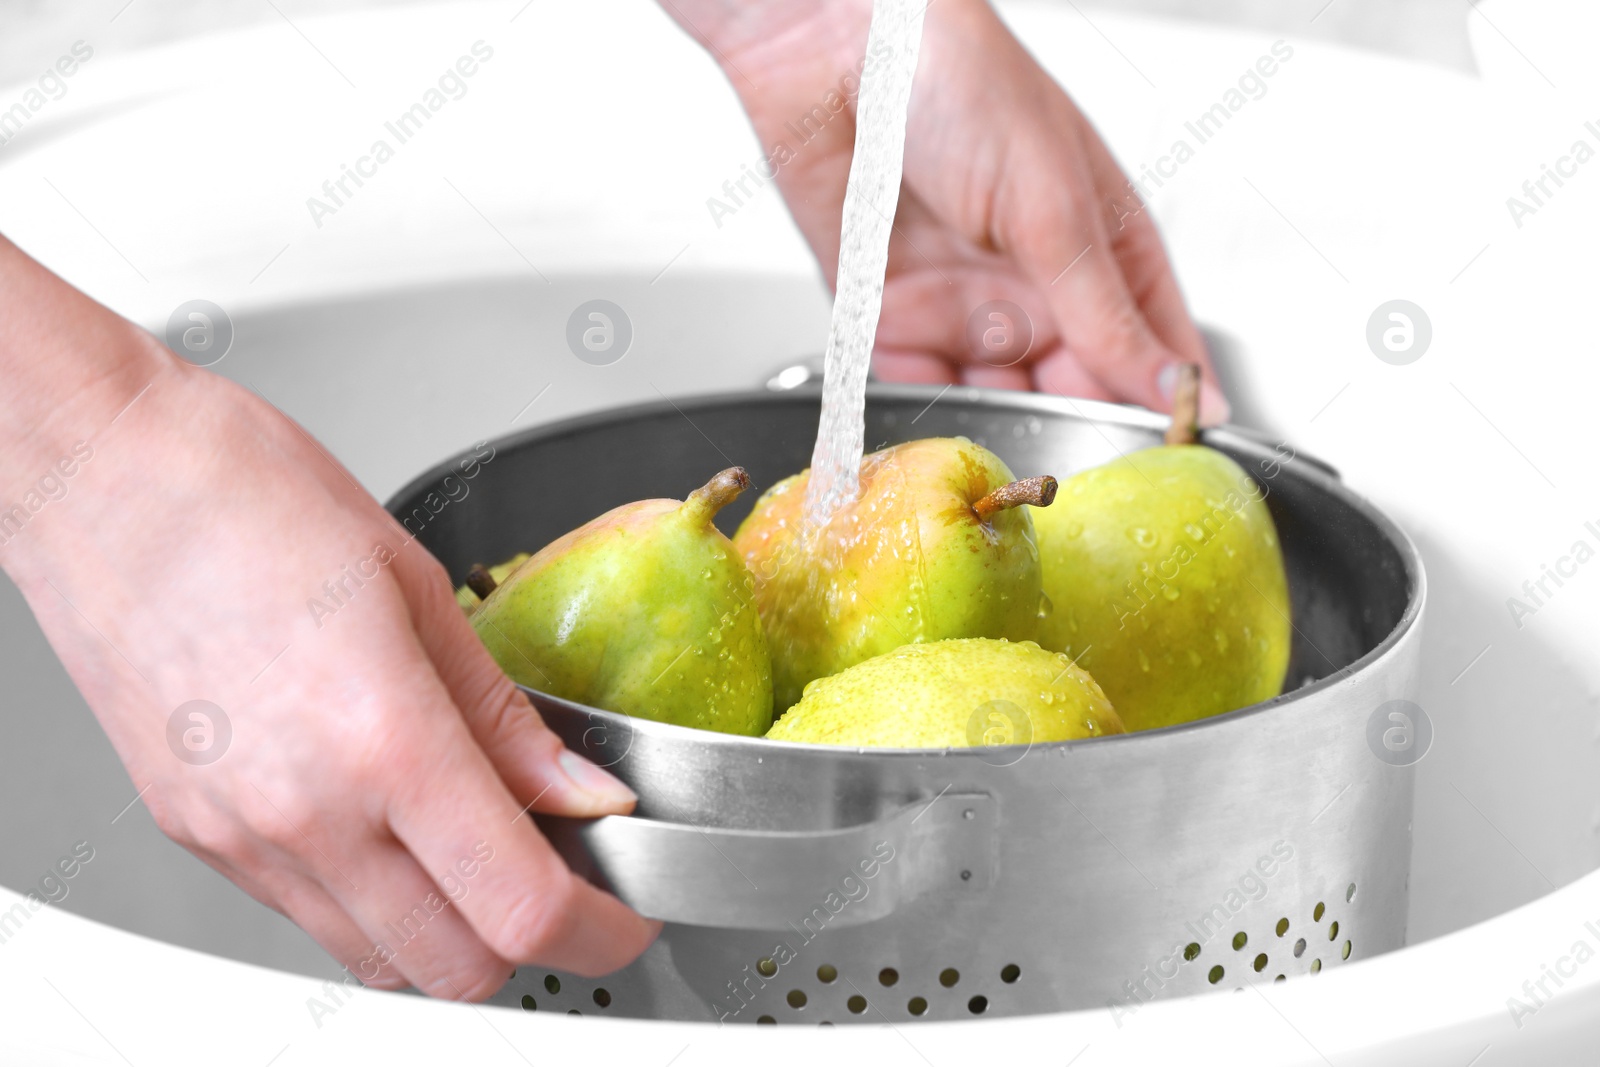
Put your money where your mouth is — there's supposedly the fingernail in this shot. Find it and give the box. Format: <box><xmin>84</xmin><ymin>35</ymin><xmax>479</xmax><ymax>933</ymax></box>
<box><xmin>558</xmin><ymin>749</ymin><xmax>637</xmax><ymax>805</ymax></box>
<box><xmin>1198</xmin><ymin>380</ymin><xmax>1231</xmax><ymax>427</ymax></box>
<box><xmin>1157</xmin><ymin>362</ymin><xmax>1182</xmax><ymax>402</ymax></box>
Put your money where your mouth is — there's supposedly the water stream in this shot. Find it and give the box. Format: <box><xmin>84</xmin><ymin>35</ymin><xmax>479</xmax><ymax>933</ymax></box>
<box><xmin>801</xmin><ymin>0</ymin><xmax>929</xmax><ymax>528</ymax></box>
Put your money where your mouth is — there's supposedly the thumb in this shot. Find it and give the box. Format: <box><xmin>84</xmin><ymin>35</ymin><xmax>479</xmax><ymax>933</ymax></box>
<box><xmin>394</xmin><ymin>547</ymin><xmax>639</xmax><ymax>819</ymax></box>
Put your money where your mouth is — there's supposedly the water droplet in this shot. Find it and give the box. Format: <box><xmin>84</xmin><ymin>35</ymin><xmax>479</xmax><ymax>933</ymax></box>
<box><xmin>1128</xmin><ymin>527</ymin><xmax>1157</xmax><ymax>548</ymax></box>
<box><xmin>1223</xmin><ymin>544</ymin><xmax>1236</xmax><ymax>559</ymax></box>
<box><xmin>1184</xmin><ymin>523</ymin><xmax>1207</xmax><ymax>542</ymax></box>
<box><xmin>702</xmin><ymin>568</ymin><xmax>713</xmax><ymax>579</ymax></box>
<box><xmin>1214</xmin><ymin>630</ymin><xmax>1229</xmax><ymax>653</ymax></box>
<box><xmin>1063</xmin><ymin>521</ymin><xmax>1084</xmax><ymax>539</ymax></box>
<box><xmin>1036</xmin><ymin>591</ymin><xmax>1054</xmax><ymax>619</ymax></box>
<box><xmin>1138</xmin><ymin>649</ymin><xmax>1150</xmax><ymax>673</ymax></box>
<box><xmin>1187</xmin><ymin>649</ymin><xmax>1202</xmax><ymax>667</ymax></box>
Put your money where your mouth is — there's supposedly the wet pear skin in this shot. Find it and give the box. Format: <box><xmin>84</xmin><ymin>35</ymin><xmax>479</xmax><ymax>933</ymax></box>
<box><xmin>733</xmin><ymin>438</ymin><xmax>1046</xmax><ymax>715</ymax></box>
<box><xmin>767</xmin><ymin>637</ymin><xmax>1124</xmax><ymax>747</ymax></box>
<box><xmin>471</xmin><ymin>481</ymin><xmax>773</xmax><ymax>736</ymax></box>
<box><xmin>1033</xmin><ymin>445</ymin><xmax>1290</xmax><ymax>732</ymax></box>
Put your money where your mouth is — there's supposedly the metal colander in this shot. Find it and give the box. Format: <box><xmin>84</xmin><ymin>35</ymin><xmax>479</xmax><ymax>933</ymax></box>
<box><xmin>386</xmin><ymin>385</ymin><xmax>1424</xmax><ymax>1025</ymax></box>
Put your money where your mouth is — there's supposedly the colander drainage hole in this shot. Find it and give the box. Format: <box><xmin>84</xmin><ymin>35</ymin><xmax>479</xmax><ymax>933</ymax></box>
<box><xmin>817</xmin><ymin>964</ymin><xmax>838</xmax><ymax>984</ymax></box>
<box><xmin>847</xmin><ymin>995</ymin><xmax>868</xmax><ymax>1014</ymax></box>
<box><xmin>757</xmin><ymin>957</ymin><xmax>778</xmax><ymax>978</ymax></box>
<box><xmin>1346</xmin><ymin>882</ymin><xmax>1357</xmax><ymax>903</ymax></box>
<box><xmin>593</xmin><ymin>988</ymin><xmax>611</xmax><ymax>1009</ymax></box>
<box><xmin>968</xmin><ymin>996</ymin><xmax>988</xmax><ymax>1014</ymax></box>
<box><xmin>1328</xmin><ymin>921</ymin><xmax>1340</xmax><ymax>941</ymax></box>
<box><xmin>1313</xmin><ymin>902</ymin><xmax>1326</xmax><ymax>922</ymax></box>
<box><xmin>1000</xmin><ymin>964</ymin><xmax>1021</xmax><ymax>984</ymax></box>
<box><xmin>1232</xmin><ymin>932</ymin><xmax>1248</xmax><ymax>951</ymax></box>
<box><xmin>1273</xmin><ymin>975</ymin><xmax>1286</xmax><ymax>983</ymax></box>
<box><xmin>1253</xmin><ymin>954</ymin><xmax>1268</xmax><ymax>973</ymax></box>
<box><xmin>520</xmin><ymin>995</ymin><xmax>537</xmax><ymax>1011</ymax></box>
<box><xmin>1275</xmin><ymin>918</ymin><xmax>1289</xmax><ymax>937</ymax></box>
<box><xmin>1183</xmin><ymin>943</ymin><xmax>1201</xmax><ymax>962</ymax></box>
<box><xmin>787</xmin><ymin>990</ymin><xmax>807</xmax><ymax>1009</ymax></box>
<box><xmin>544</xmin><ymin>975</ymin><xmax>561</xmax><ymax>995</ymax></box>
<box><xmin>939</xmin><ymin>968</ymin><xmax>960</xmax><ymax>988</ymax></box>
<box><xmin>908</xmin><ymin>997</ymin><xmax>928</xmax><ymax>1016</ymax></box>
<box><xmin>879</xmin><ymin>968</ymin><xmax>899</xmax><ymax>987</ymax></box>
<box><xmin>568</xmin><ymin>1009</ymin><xmax>581</xmax><ymax>1016</ymax></box>
<box><xmin>1293</xmin><ymin>938</ymin><xmax>1306</xmax><ymax>958</ymax></box>
<box><xmin>1310</xmin><ymin>959</ymin><xmax>1322</xmax><ymax>974</ymax></box>
<box><xmin>1342</xmin><ymin>941</ymin><xmax>1352</xmax><ymax>960</ymax></box>
<box><xmin>757</xmin><ymin>1016</ymin><xmax>776</xmax><ymax>1025</ymax></box>
<box><xmin>1207</xmin><ymin>966</ymin><xmax>1224</xmax><ymax>984</ymax></box>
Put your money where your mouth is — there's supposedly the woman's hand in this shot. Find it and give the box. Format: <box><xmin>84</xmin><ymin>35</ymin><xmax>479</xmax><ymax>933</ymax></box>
<box><xmin>0</xmin><ymin>239</ymin><xmax>659</xmax><ymax>999</ymax></box>
<box><xmin>667</xmin><ymin>0</ymin><xmax>1228</xmax><ymax>421</ymax></box>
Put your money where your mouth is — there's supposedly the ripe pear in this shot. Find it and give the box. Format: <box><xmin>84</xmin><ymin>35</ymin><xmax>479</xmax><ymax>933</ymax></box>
<box><xmin>455</xmin><ymin>553</ymin><xmax>530</xmax><ymax>614</ymax></box>
<box><xmin>767</xmin><ymin>638</ymin><xmax>1123</xmax><ymax>747</ymax></box>
<box><xmin>733</xmin><ymin>437</ymin><xmax>1057</xmax><ymax>714</ymax></box>
<box><xmin>470</xmin><ymin>468</ymin><xmax>773</xmax><ymax>736</ymax></box>
<box><xmin>1034</xmin><ymin>366</ymin><xmax>1290</xmax><ymax>731</ymax></box>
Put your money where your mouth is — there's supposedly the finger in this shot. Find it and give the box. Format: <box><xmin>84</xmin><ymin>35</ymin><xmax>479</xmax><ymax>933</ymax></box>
<box><xmin>392</xmin><ymin>547</ymin><xmax>638</xmax><ymax>819</ymax></box>
<box><xmin>960</xmin><ymin>365</ymin><xmax>1032</xmax><ymax>390</ymax></box>
<box><xmin>995</xmin><ymin>136</ymin><xmax>1226</xmax><ymax>423</ymax></box>
<box><xmin>871</xmin><ymin>348</ymin><xmax>958</xmax><ymax>384</ymax></box>
<box><xmin>324</xmin><ymin>835</ymin><xmax>514</xmax><ymax>1001</ymax></box>
<box><xmin>1030</xmin><ymin>348</ymin><xmax>1120</xmax><ymax>403</ymax></box>
<box><xmin>384</xmin><ymin>669</ymin><xmax>660</xmax><ymax>976</ymax></box>
<box><xmin>192</xmin><ymin>845</ymin><xmax>409</xmax><ymax>990</ymax></box>
<box><xmin>1076</xmin><ymin>135</ymin><xmax>1228</xmax><ymax>425</ymax></box>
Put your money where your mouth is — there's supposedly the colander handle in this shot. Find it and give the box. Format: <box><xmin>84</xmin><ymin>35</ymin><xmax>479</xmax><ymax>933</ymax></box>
<box><xmin>538</xmin><ymin>792</ymin><xmax>997</xmax><ymax>929</ymax></box>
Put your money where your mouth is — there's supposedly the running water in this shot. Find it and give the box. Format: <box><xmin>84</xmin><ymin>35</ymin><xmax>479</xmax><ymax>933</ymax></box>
<box><xmin>802</xmin><ymin>0</ymin><xmax>929</xmax><ymax>528</ymax></box>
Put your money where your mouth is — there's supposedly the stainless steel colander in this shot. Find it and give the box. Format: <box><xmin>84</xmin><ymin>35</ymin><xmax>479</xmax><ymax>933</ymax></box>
<box><xmin>386</xmin><ymin>386</ymin><xmax>1424</xmax><ymax>1025</ymax></box>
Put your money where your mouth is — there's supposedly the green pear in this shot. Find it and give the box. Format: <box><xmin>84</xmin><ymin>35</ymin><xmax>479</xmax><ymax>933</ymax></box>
<box><xmin>1034</xmin><ymin>367</ymin><xmax>1291</xmax><ymax>731</ymax></box>
<box><xmin>470</xmin><ymin>468</ymin><xmax>773</xmax><ymax>736</ymax></box>
<box><xmin>766</xmin><ymin>638</ymin><xmax>1123</xmax><ymax>747</ymax></box>
<box><xmin>455</xmin><ymin>553</ymin><xmax>531</xmax><ymax>614</ymax></box>
<box><xmin>733</xmin><ymin>437</ymin><xmax>1057</xmax><ymax>714</ymax></box>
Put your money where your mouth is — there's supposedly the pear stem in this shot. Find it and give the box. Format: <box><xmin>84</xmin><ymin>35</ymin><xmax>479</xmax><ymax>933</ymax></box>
<box><xmin>1164</xmin><ymin>363</ymin><xmax>1201</xmax><ymax>446</ymax></box>
<box><xmin>464</xmin><ymin>564</ymin><xmax>498</xmax><ymax>599</ymax></box>
<box><xmin>973</xmin><ymin>476</ymin><xmax>1058</xmax><ymax>522</ymax></box>
<box><xmin>682</xmin><ymin>466</ymin><xmax>750</xmax><ymax>524</ymax></box>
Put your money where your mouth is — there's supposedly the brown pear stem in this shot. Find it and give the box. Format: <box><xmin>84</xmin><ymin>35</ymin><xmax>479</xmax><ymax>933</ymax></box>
<box><xmin>1164</xmin><ymin>363</ymin><xmax>1201</xmax><ymax>446</ymax></box>
<box><xmin>682</xmin><ymin>466</ymin><xmax>750</xmax><ymax>524</ymax></box>
<box><xmin>464</xmin><ymin>564</ymin><xmax>498</xmax><ymax>599</ymax></box>
<box><xmin>973</xmin><ymin>476</ymin><xmax>1058</xmax><ymax>522</ymax></box>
